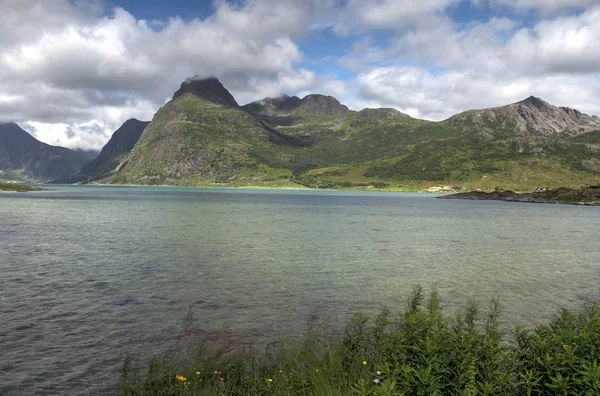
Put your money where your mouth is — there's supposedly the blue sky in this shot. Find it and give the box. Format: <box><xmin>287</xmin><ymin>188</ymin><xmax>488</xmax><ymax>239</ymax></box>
<box><xmin>105</xmin><ymin>0</ymin><xmax>217</xmax><ymax>21</ymax></box>
<box><xmin>1</xmin><ymin>0</ymin><xmax>600</xmax><ymax>149</ymax></box>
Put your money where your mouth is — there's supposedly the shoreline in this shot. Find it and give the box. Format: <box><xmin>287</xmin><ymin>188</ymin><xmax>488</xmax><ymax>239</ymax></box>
<box><xmin>440</xmin><ymin>188</ymin><xmax>600</xmax><ymax>206</ymax></box>
<box><xmin>46</xmin><ymin>181</ymin><xmax>443</xmax><ymax>193</ymax></box>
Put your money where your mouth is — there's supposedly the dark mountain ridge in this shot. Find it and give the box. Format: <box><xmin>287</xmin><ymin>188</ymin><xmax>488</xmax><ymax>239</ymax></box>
<box><xmin>0</xmin><ymin>122</ymin><xmax>89</xmax><ymax>181</ymax></box>
<box><xmin>57</xmin><ymin>118</ymin><xmax>149</xmax><ymax>183</ymax></box>
<box><xmin>173</xmin><ymin>76</ymin><xmax>239</xmax><ymax>107</ymax></box>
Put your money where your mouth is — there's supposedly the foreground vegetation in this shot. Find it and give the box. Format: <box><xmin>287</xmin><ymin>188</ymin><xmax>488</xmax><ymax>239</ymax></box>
<box><xmin>0</xmin><ymin>182</ymin><xmax>42</xmax><ymax>192</ymax></box>
<box><xmin>121</xmin><ymin>287</ymin><xmax>600</xmax><ymax>395</ymax></box>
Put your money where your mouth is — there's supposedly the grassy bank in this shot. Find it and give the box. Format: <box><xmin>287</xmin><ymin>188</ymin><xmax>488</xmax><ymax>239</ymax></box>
<box><xmin>121</xmin><ymin>287</ymin><xmax>600</xmax><ymax>395</ymax></box>
<box><xmin>0</xmin><ymin>182</ymin><xmax>43</xmax><ymax>192</ymax></box>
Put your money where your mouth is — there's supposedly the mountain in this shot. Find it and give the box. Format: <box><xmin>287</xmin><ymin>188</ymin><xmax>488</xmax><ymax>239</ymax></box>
<box><xmin>243</xmin><ymin>94</ymin><xmax>302</xmax><ymax>114</ymax></box>
<box><xmin>57</xmin><ymin>119</ymin><xmax>149</xmax><ymax>183</ymax></box>
<box><xmin>294</xmin><ymin>94</ymin><xmax>351</xmax><ymax>116</ymax></box>
<box><xmin>0</xmin><ymin>123</ymin><xmax>90</xmax><ymax>181</ymax></box>
<box><xmin>173</xmin><ymin>76</ymin><xmax>239</xmax><ymax>106</ymax></box>
<box><xmin>449</xmin><ymin>96</ymin><xmax>600</xmax><ymax>137</ymax></box>
<box><xmin>93</xmin><ymin>77</ymin><xmax>600</xmax><ymax>190</ymax></box>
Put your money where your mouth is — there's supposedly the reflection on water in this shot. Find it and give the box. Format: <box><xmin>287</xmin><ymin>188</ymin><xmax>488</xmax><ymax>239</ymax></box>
<box><xmin>1</xmin><ymin>186</ymin><xmax>599</xmax><ymax>394</ymax></box>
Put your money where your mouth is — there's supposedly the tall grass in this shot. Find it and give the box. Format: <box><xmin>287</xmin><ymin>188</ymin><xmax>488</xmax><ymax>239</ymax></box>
<box><xmin>121</xmin><ymin>286</ymin><xmax>600</xmax><ymax>395</ymax></box>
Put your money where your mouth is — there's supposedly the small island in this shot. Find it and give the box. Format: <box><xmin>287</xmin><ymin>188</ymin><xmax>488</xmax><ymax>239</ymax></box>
<box><xmin>440</xmin><ymin>185</ymin><xmax>600</xmax><ymax>206</ymax></box>
<box><xmin>0</xmin><ymin>182</ymin><xmax>44</xmax><ymax>192</ymax></box>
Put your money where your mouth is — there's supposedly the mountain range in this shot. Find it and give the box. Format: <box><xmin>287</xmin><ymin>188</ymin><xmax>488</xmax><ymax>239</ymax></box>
<box><xmin>0</xmin><ymin>123</ymin><xmax>90</xmax><ymax>181</ymax></box>
<box><xmin>2</xmin><ymin>77</ymin><xmax>600</xmax><ymax>190</ymax></box>
<box><xmin>56</xmin><ymin>119</ymin><xmax>149</xmax><ymax>184</ymax></box>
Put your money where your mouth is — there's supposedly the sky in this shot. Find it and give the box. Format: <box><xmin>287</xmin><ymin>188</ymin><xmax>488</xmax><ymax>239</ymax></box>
<box><xmin>1</xmin><ymin>0</ymin><xmax>600</xmax><ymax>150</ymax></box>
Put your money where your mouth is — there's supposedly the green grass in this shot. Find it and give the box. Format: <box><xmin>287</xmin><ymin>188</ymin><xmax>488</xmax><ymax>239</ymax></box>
<box><xmin>0</xmin><ymin>182</ymin><xmax>42</xmax><ymax>192</ymax></box>
<box><xmin>120</xmin><ymin>287</ymin><xmax>600</xmax><ymax>395</ymax></box>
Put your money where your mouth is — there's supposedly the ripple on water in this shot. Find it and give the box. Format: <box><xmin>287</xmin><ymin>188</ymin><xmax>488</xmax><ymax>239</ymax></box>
<box><xmin>1</xmin><ymin>187</ymin><xmax>599</xmax><ymax>394</ymax></box>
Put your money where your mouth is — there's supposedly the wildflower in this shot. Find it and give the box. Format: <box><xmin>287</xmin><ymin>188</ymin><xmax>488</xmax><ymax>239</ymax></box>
<box><xmin>376</xmin><ymin>371</ymin><xmax>382</xmax><ymax>376</ymax></box>
<box><xmin>266</xmin><ymin>378</ymin><xmax>273</xmax><ymax>383</ymax></box>
<box><xmin>176</xmin><ymin>375</ymin><xmax>187</xmax><ymax>382</ymax></box>
<box><xmin>278</xmin><ymin>369</ymin><xmax>284</xmax><ymax>374</ymax></box>
<box><xmin>562</xmin><ymin>344</ymin><xmax>569</xmax><ymax>350</ymax></box>
<box><xmin>362</xmin><ymin>360</ymin><xmax>367</xmax><ymax>366</ymax></box>
<box><xmin>373</xmin><ymin>378</ymin><xmax>381</xmax><ymax>385</ymax></box>
<box><xmin>315</xmin><ymin>368</ymin><xmax>320</xmax><ymax>373</ymax></box>
<box><xmin>196</xmin><ymin>371</ymin><xmax>201</xmax><ymax>375</ymax></box>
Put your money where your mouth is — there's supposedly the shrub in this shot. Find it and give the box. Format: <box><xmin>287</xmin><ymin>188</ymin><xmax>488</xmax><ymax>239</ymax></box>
<box><xmin>121</xmin><ymin>287</ymin><xmax>600</xmax><ymax>395</ymax></box>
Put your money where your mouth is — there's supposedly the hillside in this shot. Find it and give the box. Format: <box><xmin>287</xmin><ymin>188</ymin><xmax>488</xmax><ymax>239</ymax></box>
<box><xmin>57</xmin><ymin>119</ymin><xmax>149</xmax><ymax>183</ymax></box>
<box><xmin>0</xmin><ymin>182</ymin><xmax>43</xmax><ymax>192</ymax></box>
<box><xmin>0</xmin><ymin>123</ymin><xmax>90</xmax><ymax>181</ymax></box>
<box><xmin>94</xmin><ymin>77</ymin><xmax>600</xmax><ymax>190</ymax></box>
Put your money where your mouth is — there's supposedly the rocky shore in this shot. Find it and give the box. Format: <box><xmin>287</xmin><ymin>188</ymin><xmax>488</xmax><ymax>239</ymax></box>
<box><xmin>439</xmin><ymin>186</ymin><xmax>600</xmax><ymax>206</ymax></box>
<box><xmin>0</xmin><ymin>182</ymin><xmax>43</xmax><ymax>192</ymax></box>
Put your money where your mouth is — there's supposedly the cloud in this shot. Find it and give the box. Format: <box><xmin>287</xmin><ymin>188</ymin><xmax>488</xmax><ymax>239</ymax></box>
<box><xmin>335</xmin><ymin>4</ymin><xmax>600</xmax><ymax>120</ymax></box>
<box><xmin>507</xmin><ymin>6</ymin><xmax>600</xmax><ymax>74</ymax></box>
<box><xmin>350</xmin><ymin>66</ymin><xmax>600</xmax><ymax>120</ymax></box>
<box><xmin>1</xmin><ymin>0</ymin><xmax>600</xmax><ymax>150</ymax></box>
<box><xmin>333</xmin><ymin>0</ymin><xmax>460</xmax><ymax>35</ymax></box>
<box><xmin>0</xmin><ymin>0</ymin><xmax>322</xmax><ymax>149</ymax></box>
<box><xmin>489</xmin><ymin>0</ymin><xmax>600</xmax><ymax>13</ymax></box>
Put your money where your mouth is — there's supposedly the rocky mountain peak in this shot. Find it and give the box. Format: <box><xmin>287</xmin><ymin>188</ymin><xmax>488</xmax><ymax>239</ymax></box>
<box><xmin>172</xmin><ymin>76</ymin><xmax>239</xmax><ymax>107</ymax></box>
<box><xmin>561</xmin><ymin>107</ymin><xmax>582</xmax><ymax>117</ymax></box>
<box><xmin>265</xmin><ymin>95</ymin><xmax>302</xmax><ymax>111</ymax></box>
<box><xmin>0</xmin><ymin>122</ymin><xmax>26</xmax><ymax>134</ymax></box>
<box><xmin>454</xmin><ymin>96</ymin><xmax>600</xmax><ymax>137</ymax></box>
<box><xmin>244</xmin><ymin>94</ymin><xmax>302</xmax><ymax>114</ymax></box>
<box><xmin>298</xmin><ymin>94</ymin><xmax>350</xmax><ymax>116</ymax></box>
<box><xmin>0</xmin><ymin>122</ymin><xmax>37</xmax><ymax>145</ymax></box>
<box><xmin>515</xmin><ymin>96</ymin><xmax>552</xmax><ymax>110</ymax></box>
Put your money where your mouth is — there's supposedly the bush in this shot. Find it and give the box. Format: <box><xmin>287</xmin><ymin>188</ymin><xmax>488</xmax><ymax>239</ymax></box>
<box><xmin>120</xmin><ymin>287</ymin><xmax>600</xmax><ymax>395</ymax></box>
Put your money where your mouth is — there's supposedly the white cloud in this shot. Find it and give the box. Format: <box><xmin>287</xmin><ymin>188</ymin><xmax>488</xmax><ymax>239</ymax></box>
<box><xmin>351</xmin><ymin>66</ymin><xmax>600</xmax><ymax>120</ymax></box>
<box><xmin>1</xmin><ymin>0</ymin><xmax>600</xmax><ymax>150</ymax></box>
<box><xmin>0</xmin><ymin>0</ymin><xmax>322</xmax><ymax>149</ymax></box>
<box><xmin>333</xmin><ymin>0</ymin><xmax>460</xmax><ymax>35</ymax></box>
<box><xmin>490</xmin><ymin>0</ymin><xmax>600</xmax><ymax>13</ymax></box>
<box><xmin>335</xmin><ymin>4</ymin><xmax>600</xmax><ymax>120</ymax></box>
<box><xmin>507</xmin><ymin>6</ymin><xmax>600</xmax><ymax>74</ymax></box>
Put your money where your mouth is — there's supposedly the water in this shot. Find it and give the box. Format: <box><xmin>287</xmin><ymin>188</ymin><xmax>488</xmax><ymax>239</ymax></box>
<box><xmin>1</xmin><ymin>186</ymin><xmax>599</xmax><ymax>395</ymax></box>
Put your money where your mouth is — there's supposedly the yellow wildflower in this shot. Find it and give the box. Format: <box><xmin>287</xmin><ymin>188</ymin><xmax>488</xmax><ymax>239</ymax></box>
<box><xmin>176</xmin><ymin>375</ymin><xmax>187</xmax><ymax>382</ymax></box>
<box><xmin>362</xmin><ymin>361</ymin><xmax>367</xmax><ymax>366</ymax></box>
<box><xmin>266</xmin><ymin>378</ymin><xmax>273</xmax><ymax>383</ymax></box>
<box><xmin>562</xmin><ymin>344</ymin><xmax>569</xmax><ymax>350</ymax></box>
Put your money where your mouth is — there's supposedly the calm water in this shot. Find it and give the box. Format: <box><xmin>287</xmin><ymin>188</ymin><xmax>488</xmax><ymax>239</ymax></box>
<box><xmin>1</xmin><ymin>186</ymin><xmax>599</xmax><ymax>394</ymax></box>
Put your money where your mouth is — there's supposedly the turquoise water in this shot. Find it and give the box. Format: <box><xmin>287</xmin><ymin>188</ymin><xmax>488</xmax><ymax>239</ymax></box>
<box><xmin>1</xmin><ymin>186</ymin><xmax>599</xmax><ymax>394</ymax></box>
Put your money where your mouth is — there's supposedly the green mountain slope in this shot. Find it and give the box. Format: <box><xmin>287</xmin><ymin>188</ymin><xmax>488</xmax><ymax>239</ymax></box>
<box><xmin>102</xmin><ymin>78</ymin><xmax>304</xmax><ymax>186</ymax></box>
<box><xmin>96</xmin><ymin>77</ymin><xmax>600</xmax><ymax>190</ymax></box>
